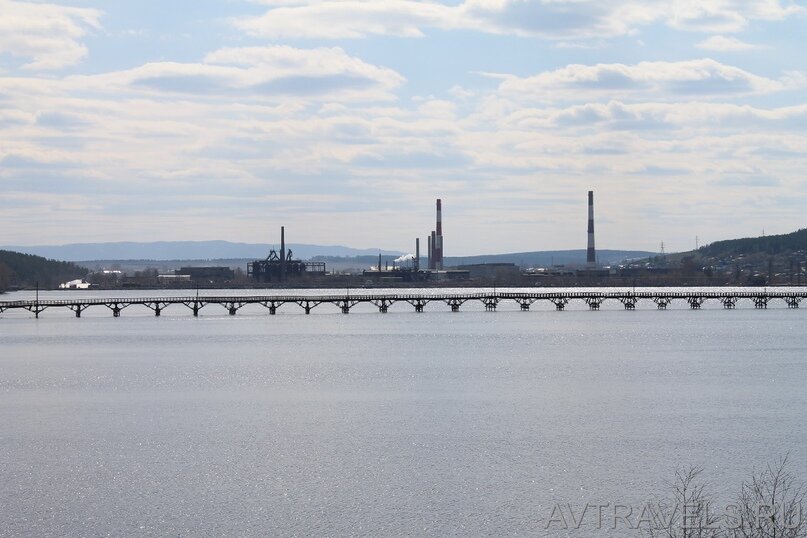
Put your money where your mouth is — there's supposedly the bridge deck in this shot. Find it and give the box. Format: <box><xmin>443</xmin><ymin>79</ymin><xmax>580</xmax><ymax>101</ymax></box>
<box><xmin>1</xmin><ymin>290</ymin><xmax>806</xmax><ymax>318</ymax></box>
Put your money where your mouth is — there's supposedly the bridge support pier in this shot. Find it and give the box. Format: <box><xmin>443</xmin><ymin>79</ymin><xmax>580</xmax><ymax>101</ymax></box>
<box><xmin>786</xmin><ymin>297</ymin><xmax>801</xmax><ymax>309</ymax></box>
<box><xmin>587</xmin><ymin>300</ymin><xmax>601</xmax><ymax>311</ymax></box>
<box><xmin>223</xmin><ymin>302</ymin><xmax>245</xmax><ymax>316</ymax></box>
<box><xmin>411</xmin><ymin>300</ymin><xmax>427</xmax><ymax>313</ymax></box>
<box><xmin>754</xmin><ymin>297</ymin><xmax>769</xmax><ymax>309</ymax></box>
<box><xmin>652</xmin><ymin>297</ymin><xmax>671</xmax><ymax>309</ymax></box>
<box><xmin>293</xmin><ymin>300</ymin><xmax>317</xmax><ymax>315</ymax></box>
<box><xmin>483</xmin><ymin>300</ymin><xmax>498</xmax><ymax>311</ymax></box>
<box><xmin>688</xmin><ymin>297</ymin><xmax>704</xmax><ymax>309</ymax></box>
<box><xmin>516</xmin><ymin>299</ymin><xmax>536</xmax><ymax>311</ymax></box>
<box><xmin>722</xmin><ymin>298</ymin><xmax>736</xmax><ymax>309</ymax></box>
<box><xmin>341</xmin><ymin>304</ymin><xmax>350</xmax><ymax>314</ymax></box>
<box><xmin>143</xmin><ymin>302</ymin><xmax>164</xmax><ymax>317</ymax></box>
<box><xmin>112</xmin><ymin>307</ymin><xmax>121</xmax><ymax>317</ymax></box>
<box><xmin>269</xmin><ymin>306</ymin><xmax>277</xmax><ymax>315</ymax></box>
<box><xmin>551</xmin><ymin>299</ymin><xmax>568</xmax><ymax>311</ymax></box>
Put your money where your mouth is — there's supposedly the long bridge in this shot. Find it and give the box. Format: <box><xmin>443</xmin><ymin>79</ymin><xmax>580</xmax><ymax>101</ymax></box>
<box><xmin>1</xmin><ymin>290</ymin><xmax>805</xmax><ymax>318</ymax></box>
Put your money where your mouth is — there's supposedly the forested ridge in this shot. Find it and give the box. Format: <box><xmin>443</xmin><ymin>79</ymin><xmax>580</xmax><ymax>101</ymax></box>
<box><xmin>0</xmin><ymin>250</ymin><xmax>88</xmax><ymax>291</ymax></box>
<box><xmin>699</xmin><ymin>228</ymin><xmax>807</xmax><ymax>257</ymax></box>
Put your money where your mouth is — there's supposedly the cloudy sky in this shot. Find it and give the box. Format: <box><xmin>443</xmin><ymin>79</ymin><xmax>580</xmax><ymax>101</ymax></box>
<box><xmin>1</xmin><ymin>0</ymin><xmax>805</xmax><ymax>255</ymax></box>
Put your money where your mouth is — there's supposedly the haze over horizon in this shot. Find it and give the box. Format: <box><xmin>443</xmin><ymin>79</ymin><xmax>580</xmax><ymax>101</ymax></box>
<box><xmin>1</xmin><ymin>1</ymin><xmax>806</xmax><ymax>256</ymax></box>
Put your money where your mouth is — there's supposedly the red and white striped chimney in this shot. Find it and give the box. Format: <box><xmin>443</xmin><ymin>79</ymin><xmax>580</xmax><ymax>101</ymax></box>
<box><xmin>434</xmin><ymin>199</ymin><xmax>444</xmax><ymax>270</ymax></box>
<box><xmin>587</xmin><ymin>191</ymin><xmax>596</xmax><ymax>267</ymax></box>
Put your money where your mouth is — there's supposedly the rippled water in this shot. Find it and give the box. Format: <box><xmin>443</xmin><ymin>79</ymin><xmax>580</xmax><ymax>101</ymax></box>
<box><xmin>1</xmin><ymin>288</ymin><xmax>806</xmax><ymax>536</ymax></box>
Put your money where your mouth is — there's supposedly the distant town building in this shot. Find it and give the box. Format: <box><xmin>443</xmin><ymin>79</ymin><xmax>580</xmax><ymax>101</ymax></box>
<box><xmin>454</xmin><ymin>263</ymin><xmax>519</xmax><ymax>280</ymax></box>
<box><xmin>176</xmin><ymin>266</ymin><xmax>234</xmax><ymax>280</ymax></box>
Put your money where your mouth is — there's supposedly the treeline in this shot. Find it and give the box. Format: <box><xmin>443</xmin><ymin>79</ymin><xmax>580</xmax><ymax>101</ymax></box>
<box><xmin>700</xmin><ymin>228</ymin><xmax>807</xmax><ymax>257</ymax></box>
<box><xmin>0</xmin><ymin>250</ymin><xmax>88</xmax><ymax>291</ymax></box>
<box><xmin>643</xmin><ymin>457</ymin><xmax>804</xmax><ymax>537</ymax></box>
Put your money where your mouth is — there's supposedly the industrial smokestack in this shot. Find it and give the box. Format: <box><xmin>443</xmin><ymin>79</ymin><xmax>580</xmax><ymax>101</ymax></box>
<box><xmin>587</xmin><ymin>191</ymin><xmax>596</xmax><ymax>267</ymax></box>
<box><xmin>416</xmin><ymin>238</ymin><xmax>420</xmax><ymax>272</ymax></box>
<box><xmin>280</xmin><ymin>226</ymin><xmax>286</xmax><ymax>281</ymax></box>
<box><xmin>434</xmin><ymin>199</ymin><xmax>443</xmax><ymax>270</ymax></box>
<box><xmin>430</xmin><ymin>231</ymin><xmax>436</xmax><ymax>270</ymax></box>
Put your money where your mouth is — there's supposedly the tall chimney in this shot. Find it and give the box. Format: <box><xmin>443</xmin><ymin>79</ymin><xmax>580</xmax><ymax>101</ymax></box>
<box><xmin>587</xmin><ymin>191</ymin><xmax>596</xmax><ymax>268</ymax></box>
<box><xmin>436</xmin><ymin>199</ymin><xmax>442</xmax><ymax>236</ymax></box>
<box><xmin>416</xmin><ymin>238</ymin><xmax>420</xmax><ymax>272</ymax></box>
<box><xmin>280</xmin><ymin>226</ymin><xmax>286</xmax><ymax>281</ymax></box>
<box><xmin>430</xmin><ymin>231</ymin><xmax>436</xmax><ymax>270</ymax></box>
<box><xmin>434</xmin><ymin>199</ymin><xmax>443</xmax><ymax>270</ymax></box>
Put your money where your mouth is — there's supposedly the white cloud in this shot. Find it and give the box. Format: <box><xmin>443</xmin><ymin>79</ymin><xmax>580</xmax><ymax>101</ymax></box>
<box><xmin>669</xmin><ymin>0</ymin><xmax>804</xmax><ymax>32</ymax></box>
<box><xmin>668</xmin><ymin>3</ymin><xmax>750</xmax><ymax>33</ymax></box>
<box><xmin>2</xmin><ymin>70</ymin><xmax>806</xmax><ymax>250</ymax></box>
<box><xmin>236</xmin><ymin>1</ymin><xmax>456</xmax><ymax>39</ymax></box>
<box><xmin>0</xmin><ymin>0</ymin><xmax>101</xmax><ymax>70</ymax></box>
<box><xmin>458</xmin><ymin>0</ymin><xmax>656</xmax><ymax>39</ymax></box>
<box><xmin>495</xmin><ymin>59</ymin><xmax>791</xmax><ymax>102</ymax></box>
<box><xmin>696</xmin><ymin>35</ymin><xmax>765</xmax><ymax>51</ymax></box>
<box><xmin>503</xmin><ymin>100</ymin><xmax>807</xmax><ymax>133</ymax></box>
<box><xmin>1</xmin><ymin>5</ymin><xmax>806</xmax><ymax>250</ymax></box>
<box><xmin>64</xmin><ymin>46</ymin><xmax>405</xmax><ymax>101</ymax></box>
<box><xmin>237</xmin><ymin>0</ymin><xmax>805</xmax><ymax>40</ymax></box>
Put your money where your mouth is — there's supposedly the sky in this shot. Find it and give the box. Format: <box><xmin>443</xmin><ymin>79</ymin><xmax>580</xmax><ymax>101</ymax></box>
<box><xmin>1</xmin><ymin>0</ymin><xmax>806</xmax><ymax>255</ymax></box>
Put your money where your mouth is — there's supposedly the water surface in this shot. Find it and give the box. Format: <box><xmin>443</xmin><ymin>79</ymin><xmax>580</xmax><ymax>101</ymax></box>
<box><xmin>1</xmin><ymin>288</ymin><xmax>805</xmax><ymax>536</ymax></box>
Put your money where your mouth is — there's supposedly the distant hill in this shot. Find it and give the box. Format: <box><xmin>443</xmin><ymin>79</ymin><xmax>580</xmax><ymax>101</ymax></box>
<box><xmin>2</xmin><ymin>241</ymin><xmax>652</xmax><ymax>267</ymax></box>
<box><xmin>313</xmin><ymin>249</ymin><xmax>655</xmax><ymax>270</ymax></box>
<box><xmin>0</xmin><ymin>241</ymin><xmax>405</xmax><ymax>262</ymax></box>
<box><xmin>0</xmin><ymin>250</ymin><xmax>88</xmax><ymax>290</ymax></box>
<box><xmin>697</xmin><ymin>228</ymin><xmax>807</xmax><ymax>258</ymax></box>
<box><xmin>445</xmin><ymin>249</ymin><xmax>654</xmax><ymax>268</ymax></box>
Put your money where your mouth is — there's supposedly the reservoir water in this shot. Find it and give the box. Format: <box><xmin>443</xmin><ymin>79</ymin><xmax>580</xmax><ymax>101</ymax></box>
<box><xmin>1</xmin><ymin>288</ymin><xmax>806</xmax><ymax>536</ymax></box>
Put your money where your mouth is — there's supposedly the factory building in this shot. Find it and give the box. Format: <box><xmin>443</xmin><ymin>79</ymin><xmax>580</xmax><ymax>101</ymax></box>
<box><xmin>363</xmin><ymin>241</ymin><xmax>428</xmax><ymax>282</ymax></box>
<box><xmin>454</xmin><ymin>263</ymin><xmax>519</xmax><ymax>281</ymax></box>
<box><xmin>176</xmin><ymin>266</ymin><xmax>234</xmax><ymax>280</ymax></box>
<box><xmin>248</xmin><ymin>227</ymin><xmax>326</xmax><ymax>282</ymax></box>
